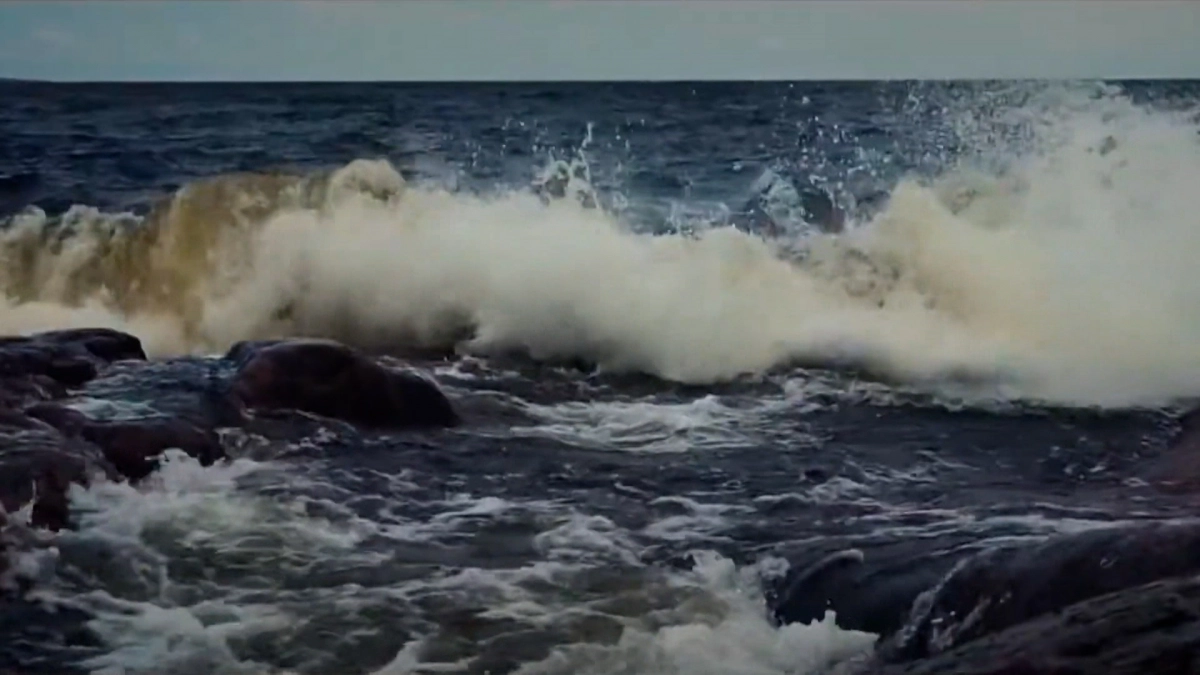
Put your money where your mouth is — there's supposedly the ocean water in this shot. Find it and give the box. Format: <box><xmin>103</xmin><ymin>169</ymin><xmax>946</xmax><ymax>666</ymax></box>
<box><xmin>1</xmin><ymin>78</ymin><xmax>1199</xmax><ymax>674</ymax></box>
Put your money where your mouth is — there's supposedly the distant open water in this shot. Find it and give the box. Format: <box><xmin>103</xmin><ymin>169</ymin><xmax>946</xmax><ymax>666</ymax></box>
<box><xmin>2</xmin><ymin>79</ymin><xmax>1200</xmax><ymax>674</ymax></box>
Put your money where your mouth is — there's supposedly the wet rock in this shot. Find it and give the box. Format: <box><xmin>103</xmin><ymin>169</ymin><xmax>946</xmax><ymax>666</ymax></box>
<box><xmin>0</xmin><ymin>328</ymin><xmax>145</xmax><ymax>387</ymax></box>
<box><xmin>0</xmin><ymin>375</ymin><xmax>65</xmax><ymax>409</ymax></box>
<box><xmin>22</xmin><ymin>401</ymin><xmax>226</xmax><ymax>482</ymax></box>
<box><xmin>797</xmin><ymin>188</ymin><xmax>846</xmax><ymax>233</ymax></box>
<box><xmin>227</xmin><ymin>338</ymin><xmax>460</xmax><ymax>430</ymax></box>
<box><xmin>32</xmin><ymin>328</ymin><xmax>146</xmax><ymax>364</ymax></box>
<box><xmin>0</xmin><ymin>511</ymin><xmax>7</xmax><ymax>579</ymax></box>
<box><xmin>878</xmin><ymin>520</ymin><xmax>1200</xmax><ymax>663</ymax></box>
<box><xmin>80</xmin><ymin>418</ymin><xmax>226</xmax><ymax>482</ymax></box>
<box><xmin>77</xmin><ymin>357</ymin><xmax>246</xmax><ymax>431</ymax></box>
<box><xmin>768</xmin><ymin>532</ymin><xmax>989</xmax><ymax>639</ymax></box>
<box><xmin>223</xmin><ymin>339</ymin><xmax>288</xmax><ymax>367</ymax></box>
<box><xmin>0</xmin><ymin>344</ymin><xmax>94</xmax><ymax>387</ymax></box>
<box><xmin>866</xmin><ymin>575</ymin><xmax>1200</xmax><ymax>675</ymax></box>
<box><xmin>22</xmin><ymin>403</ymin><xmax>89</xmax><ymax>437</ymax></box>
<box><xmin>733</xmin><ymin>169</ymin><xmax>847</xmax><ymax>237</ymax></box>
<box><xmin>1144</xmin><ymin>406</ymin><xmax>1200</xmax><ymax>493</ymax></box>
<box><xmin>0</xmin><ymin>409</ymin><xmax>115</xmax><ymax>532</ymax></box>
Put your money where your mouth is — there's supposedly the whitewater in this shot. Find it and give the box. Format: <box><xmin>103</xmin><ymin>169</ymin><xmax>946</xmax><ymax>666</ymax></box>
<box><xmin>4</xmin><ymin>82</ymin><xmax>1200</xmax><ymax>407</ymax></box>
<box><xmin>1</xmin><ymin>79</ymin><xmax>1199</xmax><ymax>675</ymax></box>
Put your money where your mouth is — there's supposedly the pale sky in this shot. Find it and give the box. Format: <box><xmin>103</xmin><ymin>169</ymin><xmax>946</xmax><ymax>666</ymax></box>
<box><xmin>1</xmin><ymin>0</ymin><xmax>1198</xmax><ymax>82</ymax></box>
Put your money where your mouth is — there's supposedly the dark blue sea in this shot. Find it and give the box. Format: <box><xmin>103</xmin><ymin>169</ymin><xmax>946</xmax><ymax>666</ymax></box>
<box><xmin>2</xmin><ymin>79</ymin><xmax>1200</xmax><ymax>675</ymax></box>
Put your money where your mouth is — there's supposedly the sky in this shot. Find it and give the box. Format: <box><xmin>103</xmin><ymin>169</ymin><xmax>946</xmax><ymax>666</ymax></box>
<box><xmin>1</xmin><ymin>0</ymin><xmax>1198</xmax><ymax>82</ymax></box>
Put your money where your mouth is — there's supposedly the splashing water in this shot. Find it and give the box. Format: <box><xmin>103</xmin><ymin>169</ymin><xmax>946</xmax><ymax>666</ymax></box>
<box><xmin>2</xmin><ymin>83</ymin><xmax>1199</xmax><ymax>407</ymax></box>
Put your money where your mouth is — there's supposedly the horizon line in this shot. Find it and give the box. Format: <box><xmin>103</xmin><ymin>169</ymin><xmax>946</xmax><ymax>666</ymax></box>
<box><xmin>4</xmin><ymin>76</ymin><xmax>1198</xmax><ymax>86</ymax></box>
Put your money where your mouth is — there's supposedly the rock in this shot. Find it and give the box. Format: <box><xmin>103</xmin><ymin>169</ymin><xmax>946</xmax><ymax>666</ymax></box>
<box><xmin>223</xmin><ymin>339</ymin><xmax>290</xmax><ymax>368</ymax></box>
<box><xmin>1144</xmin><ymin>406</ymin><xmax>1200</xmax><ymax>493</ymax></box>
<box><xmin>733</xmin><ymin>169</ymin><xmax>847</xmax><ymax>237</ymax></box>
<box><xmin>768</xmin><ymin>531</ymin><xmax>990</xmax><ymax>639</ymax></box>
<box><xmin>0</xmin><ymin>408</ymin><xmax>115</xmax><ymax>532</ymax></box>
<box><xmin>0</xmin><ymin>343</ymin><xmax>94</xmax><ymax>387</ymax></box>
<box><xmin>80</xmin><ymin>418</ymin><xmax>226</xmax><ymax>482</ymax></box>
<box><xmin>31</xmin><ymin>328</ymin><xmax>146</xmax><ymax>364</ymax></box>
<box><xmin>22</xmin><ymin>402</ymin><xmax>226</xmax><ymax>483</ymax></box>
<box><xmin>76</xmin><ymin>358</ymin><xmax>246</xmax><ymax>432</ymax></box>
<box><xmin>227</xmin><ymin>339</ymin><xmax>460</xmax><ymax>430</ymax></box>
<box><xmin>0</xmin><ymin>328</ymin><xmax>145</xmax><ymax>387</ymax></box>
<box><xmin>0</xmin><ymin>327</ymin><xmax>228</xmax><ymax>533</ymax></box>
<box><xmin>0</xmin><ymin>400</ymin><xmax>222</xmax><ymax>534</ymax></box>
<box><xmin>0</xmin><ymin>510</ymin><xmax>7</xmax><ymax>580</ymax></box>
<box><xmin>0</xmin><ymin>375</ymin><xmax>65</xmax><ymax>409</ymax></box>
<box><xmin>22</xmin><ymin>403</ymin><xmax>89</xmax><ymax>436</ymax></box>
<box><xmin>866</xmin><ymin>575</ymin><xmax>1200</xmax><ymax>675</ymax></box>
<box><xmin>878</xmin><ymin>520</ymin><xmax>1200</xmax><ymax>663</ymax></box>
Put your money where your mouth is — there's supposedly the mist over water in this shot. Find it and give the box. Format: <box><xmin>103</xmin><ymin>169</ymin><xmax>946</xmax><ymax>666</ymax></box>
<box><xmin>3</xmin><ymin>81</ymin><xmax>1200</xmax><ymax>406</ymax></box>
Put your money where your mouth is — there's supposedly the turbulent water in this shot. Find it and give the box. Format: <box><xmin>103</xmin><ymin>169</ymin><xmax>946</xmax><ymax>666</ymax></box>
<box><xmin>1</xmin><ymin>79</ymin><xmax>1200</xmax><ymax>674</ymax></box>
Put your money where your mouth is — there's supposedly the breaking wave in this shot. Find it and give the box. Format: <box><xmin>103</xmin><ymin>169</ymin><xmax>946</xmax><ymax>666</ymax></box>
<box><xmin>3</xmin><ymin>83</ymin><xmax>1200</xmax><ymax>407</ymax></box>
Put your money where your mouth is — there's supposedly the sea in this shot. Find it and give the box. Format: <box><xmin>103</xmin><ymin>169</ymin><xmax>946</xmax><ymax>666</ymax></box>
<box><xmin>1</xmin><ymin>78</ymin><xmax>1199</xmax><ymax>674</ymax></box>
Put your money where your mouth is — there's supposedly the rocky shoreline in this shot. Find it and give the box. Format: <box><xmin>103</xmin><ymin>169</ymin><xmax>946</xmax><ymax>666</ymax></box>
<box><xmin>769</xmin><ymin>410</ymin><xmax>1200</xmax><ymax>674</ymax></box>
<box><xmin>0</xmin><ymin>330</ymin><xmax>460</xmax><ymax>578</ymax></box>
<box><xmin>2</xmin><ymin>328</ymin><xmax>1199</xmax><ymax>674</ymax></box>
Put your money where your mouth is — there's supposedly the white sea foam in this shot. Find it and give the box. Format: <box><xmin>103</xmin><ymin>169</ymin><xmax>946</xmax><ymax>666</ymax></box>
<box><xmin>503</xmin><ymin>552</ymin><xmax>877</xmax><ymax>675</ymax></box>
<box><xmin>21</xmin><ymin>452</ymin><xmax>875</xmax><ymax>675</ymax></box>
<box><xmin>3</xmin><ymin>84</ymin><xmax>1198</xmax><ymax>408</ymax></box>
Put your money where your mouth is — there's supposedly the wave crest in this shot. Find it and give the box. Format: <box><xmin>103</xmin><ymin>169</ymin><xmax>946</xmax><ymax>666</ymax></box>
<box><xmin>4</xmin><ymin>87</ymin><xmax>1200</xmax><ymax>407</ymax></box>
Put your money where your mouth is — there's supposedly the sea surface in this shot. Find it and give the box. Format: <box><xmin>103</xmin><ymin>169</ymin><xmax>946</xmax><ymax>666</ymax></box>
<box><xmin>1</xmin><ymin>79</ymin><xmax>1200</xmax><ymax>674</ymax></box>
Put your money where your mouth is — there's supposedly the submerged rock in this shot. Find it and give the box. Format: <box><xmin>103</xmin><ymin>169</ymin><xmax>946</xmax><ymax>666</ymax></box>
<box><xmin>227</xmin><ymin>338</ymin><xmax>460</xmax><ymax>430</ymax></box>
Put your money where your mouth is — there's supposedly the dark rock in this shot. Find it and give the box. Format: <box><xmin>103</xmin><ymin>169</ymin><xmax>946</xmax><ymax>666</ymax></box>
<box><xmin>0</xmin><ymin>375</ymin><xmax>65</xmax><ymax>409</ymax></box>
<box><xmin>1144</xmin><ymin>406</ymin><xmax>1200</xmax><ymax>493</ymax></box>
<box><xmin>76</xmin><ymin>357</ymin><xmax>246</xmax><ymax>431</ymax></box>
<box><xmin>31</xmin><ymin>328</ymin><xmax>146</xmax><ymax>364</ymax></box>
<box><xmin>798</xmin><ymin>188</ymin><xmax>846</xmax><ymax>234</ymax></box>
<box><xmin>22</xmin><ymin>403</ymin><xmax>89</xmax><ymax>436</ymax></box>
<box><xmin>19</xmin><ymin>402</ymin><xmax>225</xmax><ymax>482</ymax></box>
<box><xmin>0</xmin><ymin>345</ymin><xmax>95</xmax><ymax>387</ymax></box>
<box><xmin>0</xmin><ymin>510</ymin><xmax>7</xmax><ymax>579</ymax></box>
<box><xmin>733</xmin><ymin>169</ymin><xmax>847</xmax><ymax>237</ymax></box>
<box><xmin>80</xmin><ymin>418</ymin><xmax>226</xmax><ymax>482</ymax></box>
<box><xmin>879</xmin><ymin>520</ymin><xmax>1200</xmax><ymax>663</ymax></box>
<box><xmin>0</xmin><ymin>328</ymin><xmax>145</xmax><ymax>388</ymax></box>
<box><xmin>227</xmin><ymin>339</ymin><xmax>460</xmax><ymax>430</ymax></box>
<box><xmin>768</xmin><ymin>532</ymin><xmax>989</xmax><ymax>639</ymax></box>
<box><xmin>0</xmin><ymin>409</ymin><xmax>115</xmax><ymax>532</ymax></box>
<box><xmin>223</xmin><ymin>339</ymin><xmax>287</xmax><ymax>368</ymax></box>
<box><xmin>866</xmin><ymin>575</ymin><xmax>1200</xmax><ymax>675</ymax></box>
